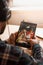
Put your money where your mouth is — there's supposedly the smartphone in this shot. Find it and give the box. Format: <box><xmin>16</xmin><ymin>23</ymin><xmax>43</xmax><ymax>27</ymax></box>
<box><xmin>16</xmin><ymin>21</ymin><xmax>37</xmax><ymax>48</ymax></box>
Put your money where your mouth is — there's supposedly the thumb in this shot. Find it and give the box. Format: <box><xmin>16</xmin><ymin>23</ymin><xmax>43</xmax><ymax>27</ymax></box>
<box><xmin>29</xmin><ymin>39</ymin><xmax>39</xmax><ymax>44</ymax></box>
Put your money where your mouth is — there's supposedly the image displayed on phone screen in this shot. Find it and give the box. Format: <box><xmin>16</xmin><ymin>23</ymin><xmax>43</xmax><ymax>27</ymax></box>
<box><xmin>16</xmin><ymin>21</ymin><xmax>37</xmax><ymax>48</ymax></box>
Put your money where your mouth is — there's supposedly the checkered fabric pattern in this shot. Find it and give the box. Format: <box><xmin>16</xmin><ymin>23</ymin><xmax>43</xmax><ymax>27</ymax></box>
<box><xmin>0</xmin><ymin>39</ymin><xmax>41</xmax><ymax>65</ymax></box>
<box><xmin>0</xmin><ymin>40</ymin><xmax>23</xmax><ymax>65</ymax></box>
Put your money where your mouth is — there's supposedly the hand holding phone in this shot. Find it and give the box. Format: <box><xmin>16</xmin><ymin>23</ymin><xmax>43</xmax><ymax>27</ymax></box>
<box><xmin>16</xmin><ymin>21</ymin><xmax>37</xmax><ymax>48</ymax></box>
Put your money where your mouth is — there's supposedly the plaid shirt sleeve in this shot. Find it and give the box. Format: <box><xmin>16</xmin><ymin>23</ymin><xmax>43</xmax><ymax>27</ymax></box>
<box><xmin>0</xmin><ymin>40</ymin><xmax>23</xmax><ymax>65</ymax></box>
<box><xmin>0</xmin><ymin>40</ymin><xmax>42</xmax><ymax>65</ymax></box>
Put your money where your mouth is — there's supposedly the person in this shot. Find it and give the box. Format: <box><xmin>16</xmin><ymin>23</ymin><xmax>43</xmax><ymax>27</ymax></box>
<box><xmin>0</xmin><ymin>0</ymin><xmax>41</xmax><ymax>65</ymax></box>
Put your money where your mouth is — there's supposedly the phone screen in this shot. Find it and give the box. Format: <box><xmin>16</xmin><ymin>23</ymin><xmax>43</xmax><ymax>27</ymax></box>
<box><xmin>16</xmin><ymin>21</ymin><xmax>37</xmax><ymax>48</ymax></box>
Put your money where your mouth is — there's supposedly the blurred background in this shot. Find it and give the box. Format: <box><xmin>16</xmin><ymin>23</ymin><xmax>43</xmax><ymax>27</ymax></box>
<box><xmin>0</xmin><ymin>0</ymin><xmax>43</xmax><ymax>40</ymax></box>
<box><xmin>8</xmin><ymin>0</ymin><xmax>43</xmax><ymax>27</ymax></box>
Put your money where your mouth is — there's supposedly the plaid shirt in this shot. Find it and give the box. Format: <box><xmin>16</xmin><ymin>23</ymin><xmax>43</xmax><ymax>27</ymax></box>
<box><xmin>0</xmin><ymin>39</ymin><xmax>41</xmax><ymax>65</ymax></box>
<box><xmin>0</xmin><ymin>39</ymin><xmax>35</xmax><ymax>65</ymax></box>
<box><xmin>0</xmin><ymin>40</ymin><xmax>24</xmax><ymax>65</ymax></box>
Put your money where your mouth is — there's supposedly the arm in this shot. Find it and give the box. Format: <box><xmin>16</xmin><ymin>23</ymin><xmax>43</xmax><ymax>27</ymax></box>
<box><xmin>0</xmin><ymin>40</ymin><xmax>24</xmax><ymax>65</ymax></box>
<box><xmin>0</xmin><ymin>40</ymin><xmax>34</xmax><ymax>65</ymax></box>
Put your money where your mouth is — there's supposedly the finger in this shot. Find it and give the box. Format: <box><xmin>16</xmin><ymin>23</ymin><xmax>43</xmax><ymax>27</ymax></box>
<box><xmin>30</xmin><ymin>39</ymin><xmax>39</xmax><ymax>44</ymax></box>
<box><xmin>33</xmin><ymin>35</ymin><xmax>37</xmax><ymax>39</ymax></box>
<box><xmin>13</xmin><ymin>32</ymin><xmax>18</xmax><ymax>35</ymax></box>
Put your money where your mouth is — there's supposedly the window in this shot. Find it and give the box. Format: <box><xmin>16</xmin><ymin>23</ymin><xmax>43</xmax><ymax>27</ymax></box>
<box><xmin>13</xmin><ymin>0</ymin><xmax>43</xmax><ymax>7</ymax></box>
<box><xmin>10</xmin><ymin>0</ymin><xmax>43</xmax><ymax>10</ymax></box>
